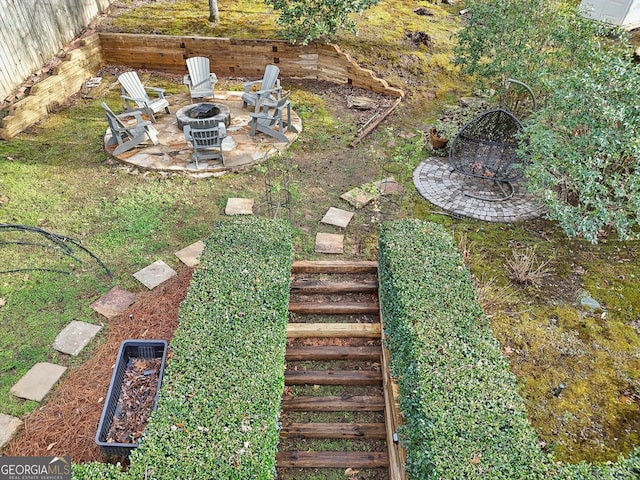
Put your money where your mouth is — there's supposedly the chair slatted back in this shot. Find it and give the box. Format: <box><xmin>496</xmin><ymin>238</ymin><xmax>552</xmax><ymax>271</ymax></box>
<box><xmin>118</xmin><ymin>71</ymin><xmax>149</xmax><ymax>108</ymax></box>
<box><xmin>261</xmin><ymin>65</ymin><xmax>280</xmax><ymax>91</ymax></box>
<box><xmin>102</xmin><ymin>102</ymin><xmax>126</xmax><ymax>133</ymax></box>
<box><xmin>186</xmin><ymin>57</ymin><xmax>212</xmax><ymax>88</ymax></box>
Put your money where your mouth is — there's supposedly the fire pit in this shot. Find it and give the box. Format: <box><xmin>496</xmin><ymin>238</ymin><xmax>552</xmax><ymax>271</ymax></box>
<box><xmin>176</xmin><ymin>102</ymin><xmax>231</xmax><ymax>130</ymax></box>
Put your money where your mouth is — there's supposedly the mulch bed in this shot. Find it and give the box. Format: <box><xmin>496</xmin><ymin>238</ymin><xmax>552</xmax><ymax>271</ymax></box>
<box><xmin>2</xmin><ymin>270</ymin><xmax>191</xmax><ymax>463</ymax></box>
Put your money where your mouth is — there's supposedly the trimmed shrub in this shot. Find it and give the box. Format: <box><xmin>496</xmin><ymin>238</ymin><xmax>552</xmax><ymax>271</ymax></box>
<box><xmin>378</xmin><ymin>219</ymin><xmax>640</xmax><ymax>479</ymax></box>
<box><xmin>73</xmin><ymin>217</ymin><xmax>292</xmax><ymax>479</ymax></box>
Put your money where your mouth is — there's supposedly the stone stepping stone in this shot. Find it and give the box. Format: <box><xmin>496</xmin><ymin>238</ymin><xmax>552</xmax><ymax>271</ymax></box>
<box><xmin>340</xmin><ymin>187</ymin><xmax>377</xmax><ymax>209</ymax></box>
<box><xmin>53</xmin><ymin>320</ymin><xmax>102</xmax><ymax>356</ymax></box>
<box><xmin>225</xmin><ymin>197</ymin><xmax>254</xmax><ymax>215</ymax></box>
<box><xmin>90</xmin><ymin>286</ymin><xmax>137</xmax><ymax>319</ymax></box>
<box><xmin>374</xmin><ymin>177</ymin><xmax>404</xmax><ymax>195</ymax></box>
<box><xmin>315</xmin><ymin>233</ymin><xmax>344</xmax><ymax>254</ymax></box>
<box><xmin>10</xmin><ymin>363</ymin><xmax>67</xmax><ymax>402</ymax></box>
<box><xmin>133</xmin><ymin>260</ymin><xmax>177</xmax><ymax>290</ymax></box>
<box><xmin>0</xmin><ymin>414</ymin><xmax>22</xmax><ymax>449</ymax></box>
<box><xmin>321</xmin><ymin>207</ymin><xmax>354</xmax><ymax>228</ymax></box>
<box><xmin>175</xmin><ymin>240</ymin><xmax>205</xmax><ymax>267</ymax></box>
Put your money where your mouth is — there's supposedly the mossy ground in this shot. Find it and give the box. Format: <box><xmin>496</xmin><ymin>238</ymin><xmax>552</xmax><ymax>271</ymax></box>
<box><xmin>1</xmin><ymin>0</ymin><xmax>638</xmax><ymax>467</ymax></box>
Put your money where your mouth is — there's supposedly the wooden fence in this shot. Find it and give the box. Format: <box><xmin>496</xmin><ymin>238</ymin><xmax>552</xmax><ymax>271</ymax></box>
<box><xmin>0</xmin><ymin>33</ymin><xmax>404</xmax><ymax>140</ymax></box>
<box><xmin>0</xmin><ymin>0</ymin><xmax>112</xmax><ymax>101</ymax></box>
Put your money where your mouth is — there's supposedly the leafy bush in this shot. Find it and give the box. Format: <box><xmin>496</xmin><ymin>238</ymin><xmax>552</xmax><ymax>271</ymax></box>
<box><xmin>269</xmin><ymin>0</ymin><xmax>380</xmax><ymax>45</ymax></box>
<box><xmin>454</xmin><ymin>0</ymin><xmax>640</xmax><ymax>242</ymax></box>
<box><xmin>73</xmin><ymin>216</ymin><xmax>292</xmax><ymax>479</ymax></box>
<box><xmin>377</xmin><ymin>219</ymin><xmax>640</xmax><ymax>478</ymax></box>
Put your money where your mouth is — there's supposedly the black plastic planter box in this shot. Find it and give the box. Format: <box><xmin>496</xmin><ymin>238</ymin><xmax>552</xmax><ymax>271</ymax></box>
<box><xmin>95</xmin><ymin>339</ymin><xmax>168</xmax><ymax>457</ymax></box>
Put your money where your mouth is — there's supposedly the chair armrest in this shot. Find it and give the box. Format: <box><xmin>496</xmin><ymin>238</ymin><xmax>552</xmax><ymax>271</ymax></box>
<box><xmin>218</xmin><ymin>122</ymin><xmax>227</xmax><ymax>136</ymax></box>
<box><xmin>144</xmin><ymin>86</ymin><xmax>166</xmax><ymax>98</ymax></box>
<box><xmin>243</xmin><ymin>80</ymin><xmax>262</xmax><ymax>92</ymax></box>
<box><xmin>183</xmin><ymin>75</ymin><xmax>192</xmax><ymax>86</ymax></box>
<box><xmin>120</xmin><ymin>93</ymin><xmax>148</xmax><ymax>105</ymax></box>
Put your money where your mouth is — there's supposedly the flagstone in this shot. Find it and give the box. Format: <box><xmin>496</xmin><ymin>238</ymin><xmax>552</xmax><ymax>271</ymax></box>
<box><xmin>133</xmin><ymin>260</ymin><xmax>177</xmax><ymax>290</ymax></box>
<box><xmin>53</xmin><ymin>320</ymin><xmax>102</xmax><ymax>356</ymax></box>
<box><xmin>175</xmin><ymin>240</ymin><xmax>205</xmax><ymax>267</ymax></box>
<box><xmin>10</xmin><ymin>363</ymin><xmax>67</xmax><ymax>402</ymax></box>
<box><xmin>225</xmin><ymin>197</ymin><xmax>255</xmax><ymax>215</ymax></box>
<box><xmin>0</xmin><ymin>414</ymin><xmax>22</xmax><ymax>449</ymax></box>
<box><xmin>90</xmin><ymin>286</ymin><xmax>137</xmax><ymax>319</ymax></box>
<box><xmin>321</xmin><ymin>207</ymin><xmax>354</xmax><ymax>228</ymax></box>
<box><xmin>315</xmin><ymin>233</ymin><xmax>344</xmax><ymax>254</ymax></box>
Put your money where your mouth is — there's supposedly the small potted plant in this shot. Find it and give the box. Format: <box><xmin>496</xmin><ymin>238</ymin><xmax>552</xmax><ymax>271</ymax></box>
<box><xmin>427</xmin><ymin>100</ymin><xmax>492</xmax><ymax>153</ymax></box>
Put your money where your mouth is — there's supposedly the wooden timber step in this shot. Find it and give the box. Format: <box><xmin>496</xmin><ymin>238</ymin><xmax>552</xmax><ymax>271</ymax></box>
<box><xmin>291</xmin><ymin>260</ymin><xmax>378</xmax><ymax>274</ymax></box>
<box><xmin>289</xmin><ymin>301</ymin><xmax>379</xmax><ymax>314</ymax></box>
<box><xmin>291</xmin><ymin>279</ymin><xmax>378</xmax><ymax>294</ymax></box>
<box><xmin>281</xmin><ymin>395</ymin><xmax>385</xmax><ymax>412</ymax></box>
<box><xmin>285</xmin><ymin>370</ymin><xmax>382</xmax><ymax>386</ymax></box>
<box><xmin>280</xmin><ymin>422</ymin><xmax>386</xmax><ymax>439</ymax></box>
<box><xmin>277</xmin><ymin>451</ymin><xmax>389</xmax><ymax>468</ymax></box>
<box><xmin>286</xmin><ymin>345</ymin><xmax>381</xmax><ymax>361</ymax></box>
<box><xmin>287</xmin><ymin>323</ymin><xmax>381</xmax><ymax>338</ymax></box>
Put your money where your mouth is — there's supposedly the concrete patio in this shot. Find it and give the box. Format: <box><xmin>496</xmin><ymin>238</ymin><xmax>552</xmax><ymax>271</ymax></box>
<box><xmin>104</xmin><ymin>91</ymin><xmax>302</xmax><ymax>176</ymax></box>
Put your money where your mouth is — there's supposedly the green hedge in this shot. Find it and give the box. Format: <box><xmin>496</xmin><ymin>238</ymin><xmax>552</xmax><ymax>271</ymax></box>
<box><xmin>74</xmin><ymin>217</ymin><xmax>292</xmax><ymax>479</ymax></box>
<box><xmin>378</xmin><ymin>219</ymin><xmax>640</xmax><ymax>479</ymax></box>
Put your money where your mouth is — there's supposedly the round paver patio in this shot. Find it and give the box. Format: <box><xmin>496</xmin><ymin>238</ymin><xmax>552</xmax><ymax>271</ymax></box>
<box><xmin>104</xmin><ymin>92</ymin><xmax>302</xmax><ymax>176</ymax></box>
<box><xmin>413</xmin><ymin>157</ymin><xmax>545</xmax><ymax>222</ymax></box>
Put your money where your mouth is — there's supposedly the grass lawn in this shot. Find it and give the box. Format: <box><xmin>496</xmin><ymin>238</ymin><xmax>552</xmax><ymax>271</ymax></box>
<box><xmin>1</xmin><ymin>0</ymin><xmax>639</xmax><ymax>466</ymax></box>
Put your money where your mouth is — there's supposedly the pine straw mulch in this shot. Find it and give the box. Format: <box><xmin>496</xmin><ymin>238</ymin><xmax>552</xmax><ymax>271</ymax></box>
<box><xmin>2</xmin><ymin>270</ymin><xmax>192</xmax><ymax>463</ymax></box>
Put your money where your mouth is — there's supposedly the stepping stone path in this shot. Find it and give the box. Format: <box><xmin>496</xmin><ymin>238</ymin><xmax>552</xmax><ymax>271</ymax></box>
<box><xmin>175</xmin><ymin>240</ymin><xmax>205</xmax><ymax>267</ymax></box>
<box><xmin>321</xmin><ymin>207</ymin><xmax>354</xmax><ymax>229</ymax></box>
<box><xmin>225</xmin><ymin>197</ymin><xmax>254</xmax><ymax>215</ymax></box>
<box><xmin>10</xmin><ymin>363</ymin><xmax>67</xmax><ymax>402</ymax></box>
<box><xmin>315</xmin><ymin>233</ymin><xmax>344</xmax><ymax>254</ymax></box>
<box><xmin>90</xmin><ymin>286</ymin><xmax>138</xmax><ymax>319</ymax></box>
<box><xmin>0</xmin><ymin>414</ymin><xmax>22</xmax><ymax>449</ymax></box>
<box><xmin>53</xmin><ymin>320</ymin><xmax>102</xmax><ymax>356</ymax></box>
<box><xmin>133</xmin><ymin>260</ymin><xmax>177</xmax><ymax>290</ymax></box>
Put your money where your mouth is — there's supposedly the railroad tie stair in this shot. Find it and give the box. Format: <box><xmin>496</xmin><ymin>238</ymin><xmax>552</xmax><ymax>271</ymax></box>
<box><xmin>278</xmin><ymin>260</ymin><xmax>405</xmax><ymax>479</ymax></box>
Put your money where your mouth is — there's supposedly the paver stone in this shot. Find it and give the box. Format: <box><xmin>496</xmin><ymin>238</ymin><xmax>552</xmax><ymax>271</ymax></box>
<box><xmin>321</xmin><ymin>207</ymin><xmax>354</xmax><ymax>229</ymax></box>
<box><xmin>90</xmin><ymin>286</ymin><xmax>137</xmax><ymax>319</ymax></box>
<box><xmin>133</xmin><ymin>260</ymin><xmax>177</xmax><ymax>290</ymax></box>
<box><xmin>225</xmin><ymin>198</ymin><xmax>254</xmax><ymax>215</ymax></box>
<box><xmin>0</xmin><ymin>414</ymin><xmax>22</xmax><ymax>449</ymax></box>
<box><xmin>53</xmin><ymin>320</ymin><xmax>102</xmax><ymax>356</ymax></box>
<box><xmin>315</xmin><ymin>233</ymin><xmax>344</xmax><ymax>254</ymax></box>
<box><xmin>10</xmin><ymin>363</ymin><xmax>67</xmax><ymax>402</ymax></box>
<box><xmin>175</xmin><ymin>240</ymin><xmax>205</xmax><ymax>267</ymax></box>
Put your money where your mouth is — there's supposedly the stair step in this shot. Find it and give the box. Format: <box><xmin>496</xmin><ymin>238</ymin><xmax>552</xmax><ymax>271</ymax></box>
<box><xmin>286</xmin><ymin>345</ymin><xmax>381</xmax><ymax>361</ymax></box>
<box><xmin>291</xmin><ymin>260</ymin><xmax>378</xmax><ymax>274</ymax></box>
<box><xmin>277</xmin><ymin>451</ymin><xmax>388</xmax><ymax>468</ymax></box>
<box><xmin>287</xmin><ymin>323</ymin><xmax>381</xmax><ymax>338</ymax></box>
<box><xmin>289</xmin><ymin>301</ymin><xmax>379</xmax><ymax>314</ymax></box>
<box><xmin>285</xmin><ymin>370</ymin><xmax>382</xmax><ymax>386</ymax></box>
<box><xmin>280</xmin><ymin>422</ymin><xmax>386</xmax><ymax>439</ymax></box>
<box><xmin>281</xmin><ymin>395</ymin><xmax>385</xmax><ymax>412</ymax></box>
<box><xmin>291</xmin><ymin>279</ymin><xmax>378</xmax><ymax>294</ymax></box>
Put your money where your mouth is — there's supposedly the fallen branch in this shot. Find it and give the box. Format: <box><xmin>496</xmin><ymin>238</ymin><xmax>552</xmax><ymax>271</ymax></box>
<box><xmin>350</xmin><ymin>97</ymin><xmax>403</xmax><ymax>148</ymax></box>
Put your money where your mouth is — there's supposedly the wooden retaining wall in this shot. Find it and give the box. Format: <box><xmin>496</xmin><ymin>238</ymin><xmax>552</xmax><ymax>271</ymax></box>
<box><xmin>0</xmin><ymin>0</ymin><xmax>113</xmax><ymax>101</ymax></box>
<box><xmin>98</xmin><ymin>33</ymin><xmax>404</xmax><ymax>98</ymax></box>
<box><xmin>0</xmin><ymin>33</ymin><xmax>404</xmax><ymax>140</ymax></box>
<box><xmin>0</xmin><ymin>35</ymin><xmax>103</xmax><ymax>140</ymax></box>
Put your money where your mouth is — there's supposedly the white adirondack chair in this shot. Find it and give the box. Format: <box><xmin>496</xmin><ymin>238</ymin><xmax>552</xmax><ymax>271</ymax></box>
<box><xmin>242</xmin><ymin>65</ymin><xmax>283</xmax><ymax>111</ymax></box>
<box><xmin>102</xmin><ymin>102</ymin><xmax>159</xmax><ymax>155</ymax></box>
<box><xmin>248</xmin><ymin>94</ymin><xmax>297</xmax><ymax>143</ymax></box>
<box><xmin>118</xmin><ymin>71</ymin><xmax>170</xmax><ymax>122</ymax></box>
<box><xmin>183</xmin><ymin>123</ymin><xmax>227</xmax><ymax>169</ymax></box>
<box><xmin>184</xmin><ymin>57</ymin><xmax>218</xmax><ymax>101</ymax></box>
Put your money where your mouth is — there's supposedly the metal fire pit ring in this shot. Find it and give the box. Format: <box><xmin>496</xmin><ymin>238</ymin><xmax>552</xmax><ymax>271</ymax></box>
<box><xmin>175</xmin><ymin>102</ymin><xmax>231</xmax><ymax>130</ymax></box>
